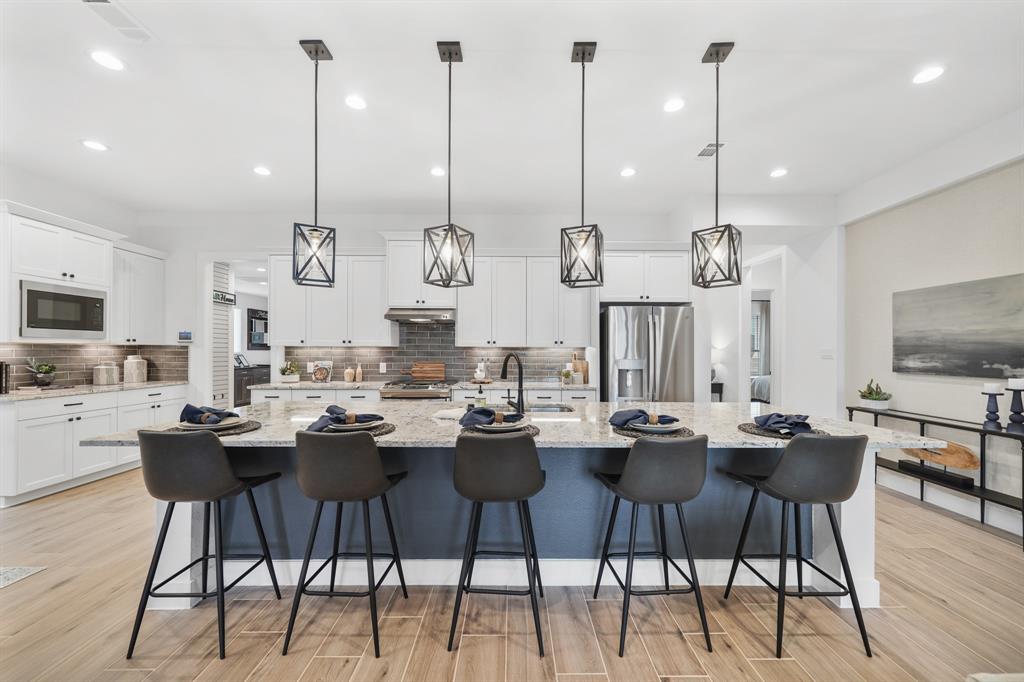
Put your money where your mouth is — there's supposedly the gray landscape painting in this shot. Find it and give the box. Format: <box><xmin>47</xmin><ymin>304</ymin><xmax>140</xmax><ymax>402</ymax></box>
<box><xmin>893</xmin><ymin>273</ymin><xmax>1024</xmax><ymax>379</ymax></box>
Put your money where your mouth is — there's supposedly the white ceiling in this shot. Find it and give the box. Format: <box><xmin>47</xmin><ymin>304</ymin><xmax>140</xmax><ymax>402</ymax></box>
<box><xmin>3</xmin><ymin>1</ymin><xmax>1022</xmax><ymax>216</ymax></box>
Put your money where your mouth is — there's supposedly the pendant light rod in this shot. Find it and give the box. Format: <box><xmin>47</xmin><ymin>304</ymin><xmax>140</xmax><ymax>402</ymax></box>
<box><xmin>448</xmin><ymin>57</ymin><xmax>452</xmax><ymax>226</ymax></box>
<box><xmin>714</xmin><ymin>60</ymin><xmax>719</xmax><ymax>226</ymax></box>
<box><xmin>314</xmin><ymin>57</ymin><xmax>319</xmax><ymax>227</ymax></box>
<box><xmin>581</xmin><ymin>60</ymin><xmax>585</xmax><ymax>227</ymax></box>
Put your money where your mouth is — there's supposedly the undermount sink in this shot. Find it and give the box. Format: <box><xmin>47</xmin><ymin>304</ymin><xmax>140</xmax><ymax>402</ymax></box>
<box><xmin>483</xmin><ymin>403</ymin><xmax>576</xmax><ymax>414</ymax></box>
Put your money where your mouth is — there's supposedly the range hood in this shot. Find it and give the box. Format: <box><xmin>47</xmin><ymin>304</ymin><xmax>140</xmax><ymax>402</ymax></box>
<box><xmin>384</xmin><ymin>307</ymin><xmax>456</xmax><ymax>324</ymax></box>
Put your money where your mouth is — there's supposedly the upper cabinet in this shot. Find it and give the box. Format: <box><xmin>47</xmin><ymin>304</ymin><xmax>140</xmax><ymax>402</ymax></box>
<box><xmin>386</xmin><ymin>240</ymin><xmax>456</xmax><ymax>308</ymax></box>
<box><xmin>10</xmin><ymin>215</ymin><xmax>112</xmax><ymax>288</ymax></box>
<box><xmin>525</xmin><ymin>257</ymin><xmax>595</xmax><ymax>348</ymax></box>
<box><xmin>600</xmin><ymin>251</ymin><xmax>689</xmax><ymax>303</ymax></box>
<box><xmin>456</xmin><ymin>257</ymin><xmax>527</xmax><ymax>347</ymax></box>
<box><xmin>111</xmin><ymin>248</ymin><xmax>165</xmax><ymax>344</ymax></box>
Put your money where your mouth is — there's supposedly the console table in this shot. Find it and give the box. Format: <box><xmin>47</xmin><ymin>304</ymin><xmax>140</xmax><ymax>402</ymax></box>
<box><xmin>847</xmin><ymin>405</ymin><xmax>1024</xmax><ymax>550</ymax></box>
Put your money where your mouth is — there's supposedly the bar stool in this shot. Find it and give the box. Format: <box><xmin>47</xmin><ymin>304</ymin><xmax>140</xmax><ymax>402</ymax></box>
<box><xmin>128</xmin><ymin>430</ymin><xmax>282</xmax><ymax>660</ymax></box>
<box><xmin>593</xmin><ymin>435</ymin><xmax>712</xmax><ymax>657</ymax></box>
<box><xmin>448</xmin><ymin>432</ymin><xmax>545</xmax><ymax>656</ymax></box>
<box><xmin>722</xmin><ymin>433</ymin><xmax>871</xmax><ymax>658</ymax></box>
<box><xmin>284</xmin><ymin>431</ymin><xmax>408</xmax><ymax>658</ymax></box>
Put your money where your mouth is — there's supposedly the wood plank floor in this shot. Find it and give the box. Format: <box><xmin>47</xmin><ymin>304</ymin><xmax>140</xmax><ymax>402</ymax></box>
<box><xmin>1</xmin><ymin>470</ymin><xmax>1022</xmax><ymax>681</ymax></box>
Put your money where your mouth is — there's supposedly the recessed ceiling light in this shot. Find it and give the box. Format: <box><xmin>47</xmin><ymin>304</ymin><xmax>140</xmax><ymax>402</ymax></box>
<box><xmin>258</xmin><ymin>281</ymin><xmax>268</xmax><ymax>286</ymax></box>
<box><xmin>256</xmin><ymin>267</ymin><xmax>267</xmax><ymax>272</ymax></box>
<box><xmin>770</xmin><ymin>167</ymin><xmax>788</xmax><ymax>178</ymax></box>
<box><xmin>81</xmin><ymin>139</ymin><xmax>109</xmax><ymax>152</ymax></box>
<box><xmin>663</xmin><ymin>98</ymin><xmax>685</xmax><ymax>113</ymax></box>
<box><xmin>90</xmin><ymin>50</ymin><xmax>124</xmax><ymax>71</ymax></box>
<box><xmin>430</xmin><ymin>166</ymin><xmax>446</xmax><ymax>177</ymax></box>
<box><xmin>253</xmin><ymin>165</ymin><xmax>271</xmax><ymax>176</ymax></box>
<box><xmin>620</xmin><ymin>167</ymin><xmax>637</xmax><ymax>177</ymax></box>
<box><xmin>912</xmin><ymin>65</ymin><xmax>944</xmax><ymax>84</ymax></box>
<box><xmin>345</xmin><ymin>94</ymin><xmax>367</xmax><ymax>110</ymax></box>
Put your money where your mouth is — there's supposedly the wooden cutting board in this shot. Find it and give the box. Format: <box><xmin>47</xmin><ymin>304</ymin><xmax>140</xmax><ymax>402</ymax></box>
<box><xmin>408</xmin><ymin>362</ymin><xmax>446</xmax><ymax>382</ymax></box>
<box><xmin>572</xmin><ymin>353</ymin><xmax>589</xmax><ymax>384</ymax></box>
<box><xmin>901</xmin><ymin>442</ymin><xmax>979</xmax><ymax>470</ymax></box>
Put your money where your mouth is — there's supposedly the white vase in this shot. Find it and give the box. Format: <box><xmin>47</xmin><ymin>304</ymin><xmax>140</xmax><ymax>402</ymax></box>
<box><xmin>124</xmin><ymin>355</ymin><xmax>147</xmax><ymax>384</ymax></box>
<box><xmin>280</xmin><ymin>374</ymin><xmax>300</xmax><ymax>384</ymax></box>
<box><xmin>859</xmin><ymin>398</ymin><xmax>890</xmax><ymax>410</ymax></box>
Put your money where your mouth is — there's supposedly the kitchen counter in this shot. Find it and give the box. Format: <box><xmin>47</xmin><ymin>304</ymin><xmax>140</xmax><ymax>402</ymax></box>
<box><xmin>0</xmin><ymin>380</ymin><xmax>188</xmax><ymax>402</ymax></box>
<box><xmin>452</xmin><ymin>380</ymin><xmax>595</xmax><ymax>391</ymax></box>
<box><xmin>248</xmin><ymin>381</ymin><xmax>388</xmax><ymax>391</ymax></box>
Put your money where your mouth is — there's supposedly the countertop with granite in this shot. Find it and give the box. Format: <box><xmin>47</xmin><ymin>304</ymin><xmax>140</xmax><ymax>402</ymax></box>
<box><xmin>81</xmin><ymin>399</ymin><xmax>943</xmax><ymax>450</ymax></box>
<box><xmin>451</xmin><ymin>381</ymin><xmax>596</xmax><ymax>391</ymax></box>
<box><xmin>249</xmin><ymin>381</ymin><xmax>389</xmax><ymax>391</ymax></box>
<box><xmin>0</xmin><ymin>380</ymin><xmax>189</xmax><ymax>403</ymax></box>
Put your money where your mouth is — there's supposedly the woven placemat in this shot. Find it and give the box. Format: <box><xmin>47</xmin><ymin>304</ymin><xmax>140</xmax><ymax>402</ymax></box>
<box><xmin>167</xmin><ymin>420</ymin><xmax>263</xmax><ymax>437</ymax></box>
<box><xmin>461</xmin><ymin>424</ymin><xmax>540</xmax><ymax>437</ymax></box>
<box><xmin>612</xmin><ymin>425</ymin><xmax>696</xmax><ymax>439</ymax></box>
<box><xmin>322</xmin><ymin>422</ymin><xmax>396</xmax><ymax>437</ymax></box>
<box><xmin>737</xmin><ymin>423</ymin><xmax>828</xmax><ymax>440</ymax></box>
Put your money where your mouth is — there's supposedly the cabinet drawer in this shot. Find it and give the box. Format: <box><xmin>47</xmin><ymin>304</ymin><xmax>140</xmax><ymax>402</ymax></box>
<box><xmin>526</xmin><ymin>389</ymin><xmax>560</xmax><ymax>403</ymax></box>
<box><xmin>337</xmin><ymin>390</ymin><xmax>380</xmax><ymax>401</ymax></box>
<box><xmin>453</xmin><ymin>389</ymin><xmax>485</xmax><ymax>403</ymax></box>
<box><xmin>562</xmin><ymin>389</ymin><xmax>596</xmax><ymax>403</ymax></box>
<box><xmin>293</xmin><ymin>389</ymin><xmax>337</xmax><ymax>402</ymax></box>
<box><xmin>17</xmin><ymin>392</ymin><xmax>119</xmax><ymax>421</ymax></box>
<box><xmin>118</xmin><ymin>385</ymin><xmax>187</xmax><ymax>407</ymax></box>
<box><xmin>251</xmin><ymin>390</ymin><xmax>292</xmax><ymax>402</ymax></box>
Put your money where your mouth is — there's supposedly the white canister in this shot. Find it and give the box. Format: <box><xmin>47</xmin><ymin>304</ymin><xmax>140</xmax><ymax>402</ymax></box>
<box><xmin>93</xmin><ymin>362</ymin><xmax>119</xmax><ymax>386</ymax></box>
<box><xmin>124</xmin><ymin>355</ymin><xmax>147</xmax><ymax>384</ymax></box>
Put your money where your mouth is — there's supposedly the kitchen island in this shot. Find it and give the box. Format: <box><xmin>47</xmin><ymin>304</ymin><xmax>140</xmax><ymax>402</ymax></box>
<box><xmin>82</xmin><ymin>400</ymin><xmax>941</xmax><ymax>610</ymax></box>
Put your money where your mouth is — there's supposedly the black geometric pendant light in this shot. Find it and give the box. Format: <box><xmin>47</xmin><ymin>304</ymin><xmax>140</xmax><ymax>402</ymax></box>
<box><xmin>292</xmin><ymin>39</ymin><xmax>336</xmax><ymax>287</ymax></box>
<box><xmin>424</xmin><ymin>41</ymin><xmax>474</xmax><ymax>289</ymax></box>
<box><xmin>692</xmin><ymin>41</ymin><xmax>742</xmax><ymax>289</ymax></box>
<box><xmin>561</xmin><ymin>42</ymin><xmax>604</xmax><ymax>288</ymax></box>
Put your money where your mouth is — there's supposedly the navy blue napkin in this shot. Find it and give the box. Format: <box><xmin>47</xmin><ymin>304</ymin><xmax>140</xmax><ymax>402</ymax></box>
<box><xmin>459</xmin><ymin>407</ymin><xmax>525</xmax><ymax>427</ymax></box>
<box><xmin>754</xmin><ymin>412</ymin><xmax>811</xmax><ymax>435</ymax></box>
<box><xmin>307</xmin><ymin>405</ymin><xmax>384</xmax><ymax>432</ymax></box>
<box><xmin>608</xmin><ymin>409</ymin><xmax>679</xmax><ymax>428</ymax></box>
<box><xmin>180</xmin><ymin>404</ymin><xmax>238</xmax><ymax>425</ymax></box>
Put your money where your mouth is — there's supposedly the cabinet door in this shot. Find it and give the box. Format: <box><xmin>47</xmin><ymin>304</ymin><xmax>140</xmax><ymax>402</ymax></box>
<box><xmin>294</xmin><ymin>389</ymin><xmax>337</xmax><ymax>402</ymax></box>
<box><xmin>386</xmin><ymin>241</ymin><xmax>424</xmax><ymax>307</ymax></box>
<box><xmin>421</xmin><ymin>281</ymin><xmax>457</xmax><ymax>308</ymax></box>
<box><xmin>268</xmin><ymin>256</ymin><xmax>308</xmax><ymax>345</ymax></box>
<box><xmin>72</xmin><ymin>409</ymin><xmax>118</xmax><ymax>476</ymax></box>
<box><xmin>111</xmin><ymin>250</ymin><xmax>132</xmax><ymax>343</ymax></box>
<box><xmin>154</xmin><ymin>399</ymin><xmax>186</xmax><ymax>425</ymax></box>
<box><xmin>643</xmin><ymin>252</ymin><xmax>689</xmax><ymax>302</ymax></box>
<box><xmin>600</xmin><ymin>252</ymin><xmax>646</xmax><ymax>302</ymax></box>
<box><xmin>251</xmin><ymin>390</ymin><xmax>291</xmax><ymax>403</ymax></box>
<box><xmin>16</xmin><ymin>415</ymin><xmax>72</xmax><ymax>492</ymax></box>
<box><xmin>337</xmin><ymin>389</ymin><xmax>380</xmax><ymax>401</ymax></box>
<box><xmin>456</xmin><ymin>257</ymin><xmax>493</xmax><ymax>346</ymax></box>
<box><xmin>559</xmin><ymin>285</ymin><xmax>594</xmax><ymax>347</ymax></box>
<box><xmin>129</xmin><ymin>252</ymin><xmax>165</xmax><ymax>343</ymax></box>
<box><xmin>67</xmin><ymin>232</ymin><xmax>112</xmax><ymax>287</ymax></box>
<box><xmin>526</xmin><ymin>257</ymin><xmax>560</xmax><ymax>347</ymax></box>
<box><xmin>116</xmin><ymin>401</ymin><xmax>154</xmax><ymax>464</ymax></box>
<box><xmin>10</xmin><ymin>216</ymin><xmax>67</xmax><ymax>281</ymax></box>
<box><xmin>308</xmin><ymin>258</ymin><xmax>349</xmax><ymax>345</ymax></box>
<box><xmin>491</xmin><ymin>257</ymin><xmax>527</xmax><ymax>346</ymax></box>
<box><xmin>349</xmin><ymin>256</ymin><xmax>395</xmax><ymax>345</ymax></box>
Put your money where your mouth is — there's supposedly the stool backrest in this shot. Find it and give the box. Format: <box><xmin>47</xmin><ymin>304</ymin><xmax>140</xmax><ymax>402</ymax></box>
<box><xmin>138</xmin><ymin>430</ymin><xmax>240</xmax><ymax>502</ymax></box>
<box><xmin>616</xmin><ymin>435</ymin><xmax>709</xmax><ymax>504</ymax></box>
<box><xmin>454</xmin><ymin>432</ymin><xmax>544</xmax><ymax>502</ymax></box>
<box><xmin>294</xmin><ymin>431</ymin><xmax>390</xmax><ymax>501</ymax></box>
<box><xmin>762</xmin><ymin>433</ymin><xmax>868</xmax><ymax>504</ymax></box>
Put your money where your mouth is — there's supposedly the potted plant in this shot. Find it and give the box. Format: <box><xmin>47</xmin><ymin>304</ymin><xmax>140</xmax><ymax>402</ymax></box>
<box><xmin>25</xmin><ymin>358</ymin><xmax>57</xmax><ymax>387</ymax></box>
<box><xmin>279</xmin><ymin>361</ymin><xmax>301</xmax><ymax>384</ymax></box>
<box><xmin>560</xmin><ymin>369</ymin><xmax>573</xmax><ymax>385</ymax></box>
<box><xmin>858</xmin><ymin>379</ymin><xmax>892</xmax><ymax>410</ymax></box>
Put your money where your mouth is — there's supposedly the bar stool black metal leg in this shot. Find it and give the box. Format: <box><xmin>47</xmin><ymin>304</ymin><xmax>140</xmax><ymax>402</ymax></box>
<box><xmin>127</xmin><ymin>501</ymin><xmax>175</xmax><ymax>659</ymax></box>
<box><xmin>593</xmin><ymin>495</ymin><xmax>620</xmax><ymax>598</ymax></box>
<box><xmin>618</xmin><ymin>502</ymin><xmax>639</xmax><ymax>657</ymax></box>
<box><xmin>517</xmin><ymin>501</ymin><xmax>545</xmax><ymax>657</ymax></box>
<box><xmin>246</xmin><ymin>488</ymin><xmax>281</xmax><ymax>600</ymax></box>
<box><xmin>201</xmin><ymin>501</ymin><xmax>210</xmax><ymax>596</ymax></box>
<box><xmin>827</xmin><ymin>504</ymin><xmax>872</xmax><ymax>657</ymax></box>
<box><xmin>775</xmin><ymin>500</ymin><xmax>789</xmax><ymax>659</ymax></box>
<box><xmin>523</xmin><ymin>499</ymin><xmax>544</xmax><ymax>598</ymax></box>
<box><xmin>658</xmin><ymin>504</ymin><xmax>670</xmax><ymax>591</ymax></box>
<box><xmin>677</xmin><ymin>504</ymin><xmax>712</xmax><ymax>653</ymax></box>
<box><xmin>283</xmin><ymin>501</ymin><xmax>322</xmax><ymax>655</ymax></box>
<box><xmin>464</xmin><ymin>502</ymin><xmax>483</xmax><ymax>590</ymax></box>
<box><xmin>724</xmin><ymin>488</ymin><xmax>759</xmax><ymax>599</ymax></box>
<box><xmin>363</xmin><ymin>499</ymin><xmax>381</xmax><ymax>658</ymax></box>
<box><xmin>213</xmin><ymin>499</ymin><xmax>227</xmax><ymax>660</ymax></box>
<box><xmin>330</xmin><ymin>502</ymin><xmax>343</xmax><ymax>597</ymax></box>
<box><xmin>794</xmin><ymin>503</ymin><xmax>804</xmax><ymax>598</ymax></box>
<box><xmin>448</xmin><ymin>501</ymin><xmax>480</xmax><ymax>651</ymax></box>
<box><xmin>380</xmin><ymin>494</ymin><xmax>408</xmax><ymax>599</ymax></box>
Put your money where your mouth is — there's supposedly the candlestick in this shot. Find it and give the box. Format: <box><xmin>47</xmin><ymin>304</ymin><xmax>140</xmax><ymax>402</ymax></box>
<box><xmin>983</xmin><ymin>391</ymin><xmax>1002</xmax><ymax>431</ymax></box>
<box><xmin>1008</xmin><ymin>378</ymin><xmax>1024</xmax><ymax>390</ymax></box>
<box><xmin>983</xmin><ymin>382</ymin><xmax>1002</xmax><ymax>394</ymax></box>
<box><xmin>1006</xmin><ymin>388</ymin><xmax>1024</xmax><ymax>435</ymax></box>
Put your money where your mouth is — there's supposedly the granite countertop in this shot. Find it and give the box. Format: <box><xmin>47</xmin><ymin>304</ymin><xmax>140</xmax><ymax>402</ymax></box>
<box><xmin>250</xmin><ymin>381</ymin><xmax>389</xmax><ymax>390</ymax></box>
<box><xmin>0</xmin><ymin>380</ymin><xmax>189</xmax><ymax>403</ymax></box>
<box><xmin>452</xmin><ymin>381</ymin><xmax>596</xmax><ymax>391</ymax></box>
<box><xmin>81</xmin><ymin>400</ymin><xmax>944</xmax><ymax>450</ymax></box>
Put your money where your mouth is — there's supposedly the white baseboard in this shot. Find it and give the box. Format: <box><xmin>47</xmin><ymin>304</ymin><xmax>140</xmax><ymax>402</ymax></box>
<box><xmin>0</xmin><ymin>461</ymin><xmax>140</xmax><ymax>508</ymax></box>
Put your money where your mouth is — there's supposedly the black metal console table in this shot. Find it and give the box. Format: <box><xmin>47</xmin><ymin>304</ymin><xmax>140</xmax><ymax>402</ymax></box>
<box><xmin>847</xmin><ymin>405</ymin><xmax>1024</xmax><ymax>550</ymax></box>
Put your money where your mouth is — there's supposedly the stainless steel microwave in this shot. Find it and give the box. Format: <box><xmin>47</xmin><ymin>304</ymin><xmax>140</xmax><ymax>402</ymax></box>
<box><xmin>20</xmin><ymin>280</ymin><xmax>107</xmax><ymax>340</ymax></box>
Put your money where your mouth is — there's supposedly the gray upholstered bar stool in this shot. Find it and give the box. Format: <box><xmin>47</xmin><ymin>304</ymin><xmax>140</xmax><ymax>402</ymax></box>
<box><xmin>722</xmin><ymin>433</ymin><xmax>871</xmax><ymax>659</ymax></box>
<box><xmin>448</xmin><ymin>431</ymin><xmax>546</xmax><ymax>656</ymax></box>
<box><xmin>128</xmin><ymin>430</ymin><xmax>282</xmax><ymax>660</ymax></box>
<box><xmin>284</xmin><ymin>431</ymin><xmax>408</xmax><ymax>659</ymax></box>
<box><xmin>593</xmin><ymin>434</ymin><xmax>712</xmax><ymax>657</ymax></box>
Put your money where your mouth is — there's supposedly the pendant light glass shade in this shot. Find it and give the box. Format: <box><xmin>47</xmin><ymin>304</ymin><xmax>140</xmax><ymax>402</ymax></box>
<box><xmin>424</xmin><ymin>223</ymin><xmax>474</xmax><ymax>288</ymax></box>
<box><xmin>293</xmin><ymin>223</ymin><xmax>336</xmax><ymax>287</ymax></box>
<box><xmin>560</xmin><ymin>224</ymin><xmax>604</xmax><ymax>287</ymax></box>
<box><xmin>692</xmin><ymin>223</ymin><xmax>742</xmax><ymax>288</ymax></box>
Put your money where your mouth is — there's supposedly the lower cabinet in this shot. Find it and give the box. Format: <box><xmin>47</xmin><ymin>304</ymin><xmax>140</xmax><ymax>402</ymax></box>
<box><xmin>338</xmin><ymin>389</ymin><xmax>380</xmax><ymax>402</ymax></box>
<box><xmin>116</xmin><ymin>397</ymin><xmax>186</xmax><ymax>464</ymax></box>
<box><xmin>72</xmin><ymin>409</ymin><xmax>117</xmax><ymax>476</ymax></box>
<box><xmin>15</xmin><ymin>414</ymin><xmax>73</xmax><ymax>493</ymax></box>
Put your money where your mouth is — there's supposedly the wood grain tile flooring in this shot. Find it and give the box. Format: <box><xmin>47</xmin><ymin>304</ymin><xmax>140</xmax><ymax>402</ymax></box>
<box><xmin>1</xmin><ymin>469</ymin><xmax>1022</xmax><ymax>681</ymax></box>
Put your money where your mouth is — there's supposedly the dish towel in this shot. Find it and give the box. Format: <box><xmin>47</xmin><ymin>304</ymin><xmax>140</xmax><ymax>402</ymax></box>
<box><xmin>180</xmin><ymin>404</ymin><xmax>238</xmax><ymax>425</ymax></box>
<box><xmin>608</xmin><ymin>409</ymin><xmax>679</xmax><ymax>428</ymax></box>
<box><xmin>754</xmin><ymin>412</ymin><xmax>811</xmax><ymax>435</ymax></box>
<box><xmin>459</xmin><ymin>407</ymin><xmax>525</xmax><ymax>427</ymax></box>
<box><xmin>307</xmin><ymin>405</ymin><xmax>384</xmax><ymax>432</ymax></box>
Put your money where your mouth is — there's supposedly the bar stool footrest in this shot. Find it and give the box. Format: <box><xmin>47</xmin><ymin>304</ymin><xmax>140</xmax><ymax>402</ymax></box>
<box><xmin>148</xmin><ymin>553</ymin><xmax>267</xmax><ymax>599</ymax></box>
<box><xmin>739</xmin><ymin>552</ymin><xmax>850</xmax><ymax>598</ymax></box>
<box><xmin>603</xmin><ymin>550</ymin><xmax>697</xmax><ymax>596</ymax></box>
<box><xmin>301</xmin><ymin>551</ymin><xmax>397</xmax><ymax>597</ymax></box>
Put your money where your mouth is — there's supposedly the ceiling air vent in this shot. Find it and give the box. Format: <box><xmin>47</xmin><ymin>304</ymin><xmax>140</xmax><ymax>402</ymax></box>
<box><xmin>82</xmin><ymin>0</ymin><xmax>152</xmax><ymax>42</ymax></box>
<box><xmin>697</xmin><ymin>143</ymin><xmax>724</xmax><ymax>158</ymax></box>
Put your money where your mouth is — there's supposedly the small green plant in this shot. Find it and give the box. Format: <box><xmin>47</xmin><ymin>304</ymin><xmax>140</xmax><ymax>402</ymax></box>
<box><xmin>560</xmin><ymin>369</ymin><xmax>573</xmax><ymax>382</ymax></box>
<box><xmin>858</xmin><ymin>379</ymin><xmax>892</xmax><ymax>401</ymax></box>
<box><xmin>25</xmin><ymin>358</ymin><xmax>56</xmax><ymax>374</ymax></box>
<box><xmin>279</xmin><ymin>361</ymin><xmax>300</xmax><ymax>376</ymax></box>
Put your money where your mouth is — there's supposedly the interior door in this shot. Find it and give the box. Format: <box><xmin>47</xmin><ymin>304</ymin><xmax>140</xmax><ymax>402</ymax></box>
<box><xmin>456</xmin><ymin>257</ymin><xmax>493</xmax><ymax>346</ymax></box>
<box><xmin>491</xmin><ymin>257</ymin><xmax>527</xmax><ymax>346</ymax></box>
<box><xmin>268</xmin><ymin>256</ymin><xmax>308</xmax><ymax>345</ymax></box>
<box><xmin>307</xmin><ymin>257</ymin><xmax>349</xmax><ymax>345</ymax></box>
<box><xmin>526</xmin><ymin>257</ymin><xmax>559</xmax><ymax>347</ymax></box>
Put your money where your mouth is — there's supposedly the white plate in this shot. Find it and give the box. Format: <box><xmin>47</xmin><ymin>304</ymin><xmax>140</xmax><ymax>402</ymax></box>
<box><xmin>475</xmin><ymin>421</ymin><xmax>527</xmax><ymax>432</ymax></box>
<box><xmin>629</xmin><ymin>422</ymin><xmax>684</xmax><ymax>434</ymax></box>
<box><xmin>324</xmin><ymin>420</ymin><xmax>383</xmax><ymax>432</ymax></box>
<box><xmin>179</xmin><ymin>416</ymin><xmax>245</xmax><ymax>431</ymax></box>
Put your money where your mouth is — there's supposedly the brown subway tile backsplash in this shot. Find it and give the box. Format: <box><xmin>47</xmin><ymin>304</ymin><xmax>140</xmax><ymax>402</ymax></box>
<box><xmin>0</xmin><ymin>343</ymin><xmax>189</xmax><ymax>389</ymax></box>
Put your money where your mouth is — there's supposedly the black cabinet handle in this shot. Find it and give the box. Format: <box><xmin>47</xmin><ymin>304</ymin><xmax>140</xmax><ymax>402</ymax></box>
<box><xmin>75</xmin><ymin>416</ymin><xmax>81</xmax><ymax>420</ymax></box>
<box><xmin>265</xmin><ymin>395</ymin><xmax>279</xmax><ymax>399</ymax></box>
<box><xmin>69</xmin><ymin>274</ymin><xmax>75</xmax><ymax>278</ymax></box>
<box><xmin>536</xmin><ymin>395</ymin><xmax>553</xmax><ymax>400</ymax></box>
<box><xmin>64</xmin><ymin>402</ymin><xmax>84</xmax><ymax>407</ymax></box>
<box><xmin>126</xmin><ymin>338</ymin><xmax>131</xmax><ymax>342</ymax></box>
<box><xmin>147</xmin><ymin>393</ymin><xmax>162</xmax><ymax>397</ymax></box>
<box><xmin>306</xmin><ymin>395</ymin><xmax>321</xmax><ymax>399</ymax></box>
<box><xmin>570</xmin><ymin>396</ymin><xmax>587</xmax><ymax>400</ymax></box>
<box><xmin>151</xmin><ymin>405</ymin><xmax>155</xmax><ymax>409</ymax></box>
<box><xmin>350</xmin><ymin>395</ymin><xmax>366</xmax><ymax>399</ymax></box>
<box><xmin>62</xmin><ymin>272</ymin><xmax>68</xmax><ymax>277</ymax></box>
<box><xmin>67</xmin><ymin>417</ymin><xmax>73</xmax><ymax>422</ymax></box>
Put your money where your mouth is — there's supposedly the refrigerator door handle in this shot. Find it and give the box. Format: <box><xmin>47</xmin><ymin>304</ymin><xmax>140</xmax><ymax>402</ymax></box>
<box><xmin>648</xmin><ymin>310</ymin><xmax>658</xmax><ymax>401</ymax></box>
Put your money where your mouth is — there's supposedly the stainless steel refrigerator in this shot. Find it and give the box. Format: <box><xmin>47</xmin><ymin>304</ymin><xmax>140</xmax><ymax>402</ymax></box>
<box><xmin>600</xmin><ymin>304</ymin><xmax>694</xmax><ymax>402</ymax></box>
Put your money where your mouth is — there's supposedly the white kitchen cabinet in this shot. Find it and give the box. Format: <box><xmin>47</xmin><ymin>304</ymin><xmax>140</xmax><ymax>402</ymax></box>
<box><xmin>153</xmin><ymin>399</ymin><xmax>186</xmax><ymax>424</ymax></box>
<box><xmin>115</xmin><ymin>401</ymin><xmax>153</xmax><ymax>464</ymax></box>
<box><xmin>72</xmin><ymin>409</ymin><xmax>117</xmax><ymax>476</ymax></box>
<box><xmin>115</xmin><ymin>389</ymin><xmax>186</xmax><ymax>464</ymax></box>
<box><xmin>251</xmin><ymin>389</ymin><xmax>291</xmax><ymax>403</ymax></box>
<box><xmin>525</xmin><ymin>257</ymin><xmax>595</xmax><ymax>347</ymax></box>
<box><xmin>561</xmin><ymin>389</ymin><xmax>597</xmax><ymax>403</ymax></box>
<box><xmin>112</xmin><ymin>248</ymin><xmax>165</xmax><ymax>344</ymax></box>
<box><xmin>307</xmin><ymin>258</ymin><xmax>349</xmax><ymax>346</ymax></box>
<box><xmin>456</xmin><ymin>257</ymin><xmax>527</xmax><ymax>347</ymax></box>
<box><xmin>386</xmin><ymin>241</ymin><xmax>456</xmax><ymax>308</ymax></box>
<box><xmin>268</xmin><ymin>257</ymin><xmax>308</xmax><ymax>345</ymax></box>
<box><xmin>292</xmin><ymin>389</ymin><xmax>337</xmax><ymax>402</ymax></box>
<box><xmin>601</xmin><ymin>251</ymin><xmax>689</xmax><ymax>303</ymax></box>
<box><xmin>348</xmin><ymin>257</ymin><xmax>395</xmax><ymax>345</ymax></box>
<box><xmin>559</xmin><ymin>284</ymin><xmax>593</xmax><ymax>347</ymax></box>
<box><xmin>338</xmin><ymin>389</ymin><xmax>380</xmax><ymax>401</ymax></box>
<box><xmin>15</xmin><ymin>414</ymin><xmax>73</xmax><ymax>492</ymax></box>
<box><xmin>9</xmin><ymin>215</ymin><xmax>111</xmax><ymax>287</ymax></box>
<box><xmin>526</xmin><ymin>389</ymin><xmax>560</xmax><ymax>403</ymax></box>
<box><xmin>456</xmin><ymin>258</ymin><xmax>493</xmax><ymax>346</ymax></box>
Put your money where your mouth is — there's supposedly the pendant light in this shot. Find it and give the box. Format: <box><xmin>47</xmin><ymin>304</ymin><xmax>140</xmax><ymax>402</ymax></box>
<box><xmin>292</xmin><ymin>40</ymin><xmax>336</xmax><ymax>287</ymax></box>
<box><xmin>561</xmin><ymin>41</ymin><xmax>604</xmax><ymax>288</ymax></box>
<box><xmin>692</xmin><ymin>41</ymin><xmax>742</xmax><ymax>289</ymax></box>
<box><xmin>424</xmin><ymin>41</ymin><xmax>474</xmax><ymax>288</ymax></box>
